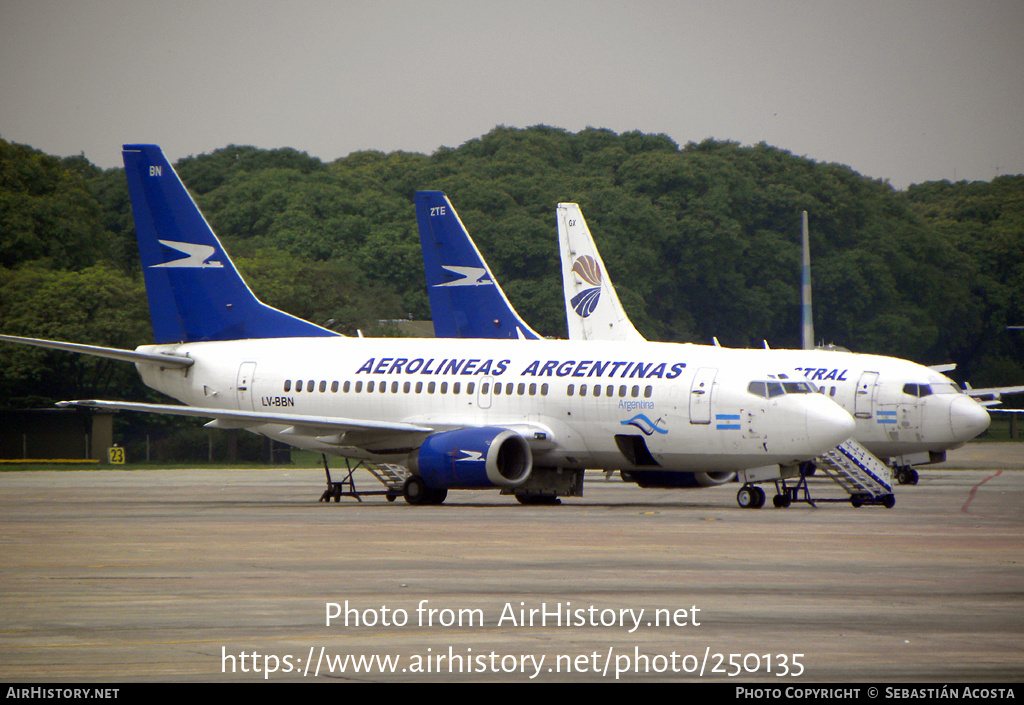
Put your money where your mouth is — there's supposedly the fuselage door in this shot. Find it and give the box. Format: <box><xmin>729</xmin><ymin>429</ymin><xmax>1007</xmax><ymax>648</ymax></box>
<box><xmin>236</xmin><ymin>362</ymin><xmax>257</xmax><ymax>411</ymax></box>
<box><xmin>854</xmin><ymin>371</ymin><xmax>879</xmax><ymax>419</ymax></box>
<box><xmin>689</xmin><ymin>367</ymin><xmax>718</xmax><ymax>424</ymax></box>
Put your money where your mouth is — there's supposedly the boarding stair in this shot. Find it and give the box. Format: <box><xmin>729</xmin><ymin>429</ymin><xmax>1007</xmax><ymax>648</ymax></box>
<box><xmin>367</xmin><ymin>463</ymin><xmax>411</xmax><ymax>493</ymax></box>
<box><xmin>319</xmin><ymin>456</ymin><xmax>409</xmax><ymax>503</ymax></box>
<box><xmin>771</xmin><ymin>439</ymin><xmax>896</xmax><ymax>508</ymax></box>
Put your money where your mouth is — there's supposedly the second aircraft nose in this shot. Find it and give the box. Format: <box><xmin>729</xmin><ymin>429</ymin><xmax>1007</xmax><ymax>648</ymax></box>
<box><xmin>950</xmin><ymin>396</ymin><xmax>991</xmax><ymax>442</ymax></box>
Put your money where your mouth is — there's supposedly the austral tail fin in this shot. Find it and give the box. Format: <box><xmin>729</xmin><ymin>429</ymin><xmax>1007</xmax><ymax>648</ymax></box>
<box><xmin>414</xmin><ymin>191</ymin><xmax>541</xmax><ymax>339</ymax></box>
<box><xmin>122</xmin><ymin>144</ymin><xmax>338</xmax><ymax>343</ymax></box>
<box><xmin>556</xmin><ymin>203</ymin><xmax>646</xmax><ymax>342</ymax></box>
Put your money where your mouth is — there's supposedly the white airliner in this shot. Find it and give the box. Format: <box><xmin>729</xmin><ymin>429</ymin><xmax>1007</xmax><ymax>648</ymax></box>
<box><xmin>417</xmin><ymin>192</ymin><xmax>904</xmax><ymax>507</ymax></box>
<box><xmin>556</xmin><ymin>203</ymin><xmax>992</xmax><ymax>486</ymax></box>
<box><xmin>0</xmin><ymin>146</ymin><xmax>857</xmax><ymax>507</ymax></box>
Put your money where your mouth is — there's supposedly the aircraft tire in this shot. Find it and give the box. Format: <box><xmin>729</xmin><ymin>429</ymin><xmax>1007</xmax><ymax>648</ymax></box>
<box><xmin>737</xmin><ymin>486</ymin><xmax>756</xmax><ymax>509</ymax></box>
<box><xmin>752</xmin><ymin>486</ymin><xmax>766</xmax><ymax>508</ymax></box>
<box><xmin>403</xmin><ymin>476</ymin><xmax>430</xmax><ymax>505</ymax></box>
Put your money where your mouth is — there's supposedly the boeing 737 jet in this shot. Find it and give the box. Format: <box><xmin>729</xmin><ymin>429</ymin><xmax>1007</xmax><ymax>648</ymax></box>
<box><xmin>555</xmin><ymin>203</ymin><xmax>991</xmax><ymax>487</ymax></box>
<box><xmin>415</xmin><ymin>191</ymin><xmax>909</xmax><ymax>508</ymax></box>
<box><xmin>0</xmin><ymin>146</ymin><xmax>856</xmax><ymax>507</ymax></box>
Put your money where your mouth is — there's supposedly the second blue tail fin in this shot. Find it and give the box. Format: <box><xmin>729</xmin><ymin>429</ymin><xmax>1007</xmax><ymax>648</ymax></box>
<box><xmin>122</xmin><ymin>144</ymin><xmax>338</xmax><ymax>343</ymax></box>
<box><xmin>415</xmin><ymin>191</ymin><xmax>540</xmax><ymax>340</ymax></box>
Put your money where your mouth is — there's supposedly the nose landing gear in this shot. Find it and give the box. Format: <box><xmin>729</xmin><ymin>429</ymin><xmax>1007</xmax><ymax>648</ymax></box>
<box><xmin>736</xmin><ymin>484</ymin><xmax>766</xmax><ymax>509</ymax></box>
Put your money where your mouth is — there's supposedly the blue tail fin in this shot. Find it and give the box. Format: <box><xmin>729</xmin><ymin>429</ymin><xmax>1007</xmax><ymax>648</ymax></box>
<box><xmin>122</xmin><ymin>144</ymin><xmax>338</xmax><ymax>343</ymax></box>
<box><xmin>414</xmin><ymin>191</ymin><xmax>541</xmax><ymax>340</ymax></box>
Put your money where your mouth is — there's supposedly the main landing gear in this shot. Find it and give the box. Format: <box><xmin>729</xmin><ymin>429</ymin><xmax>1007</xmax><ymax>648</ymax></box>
<box><xmin>401</xmin><ymin>475</ymin><xmax>448</xmax><ymax>506</ymax></box>
<box><xmin>736</xmin><ymin>484</ymin><xmax>766</xmax><ymax>509</ymax></box>
<box><xmin>895</xmin><ymin>466</ymin><xmax>920</xmax><ymax>485</ymax></box>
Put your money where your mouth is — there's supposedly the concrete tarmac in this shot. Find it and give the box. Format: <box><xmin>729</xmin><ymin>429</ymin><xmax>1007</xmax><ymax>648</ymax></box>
<box><xmin>1</xmin><ymin>444</ymin><xmax>1022</xmax><ymax>683</ymax></box>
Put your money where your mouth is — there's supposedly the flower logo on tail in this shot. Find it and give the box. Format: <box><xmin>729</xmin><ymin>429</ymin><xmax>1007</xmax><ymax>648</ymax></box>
<box><xmin>570</xmin><ymin>255</ymin><xmax>602</xmax><ymax>318</ymax></box>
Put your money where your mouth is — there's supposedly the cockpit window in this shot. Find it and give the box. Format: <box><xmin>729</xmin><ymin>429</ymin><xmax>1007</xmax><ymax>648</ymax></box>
<box><xmin>748</xmin><ymin>380</ymin><xmax>812</xmax><ymax>398</ymax></box>
<box><xmin>903</xmin><ymin>383</ymin><xmax>937</xmax><ymax>397</ymax></box>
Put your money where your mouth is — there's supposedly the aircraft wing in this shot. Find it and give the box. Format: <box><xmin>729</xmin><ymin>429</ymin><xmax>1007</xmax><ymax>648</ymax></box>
<box><xmin>57</xmin><ymin>400</ymin><xmax>434</xmax><ymax>446</ymax></box>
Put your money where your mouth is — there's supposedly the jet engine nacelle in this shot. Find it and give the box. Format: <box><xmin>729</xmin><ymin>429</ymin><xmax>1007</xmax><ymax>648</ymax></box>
<box><xmin>624</xmin><ymin>470</ymin><xmax>735</xmax><ymax>489</ymax></box>
<box><xmin>408</xmin><ymin>427</ymin><xmax>532</xmax><ymax>489</ymax></box>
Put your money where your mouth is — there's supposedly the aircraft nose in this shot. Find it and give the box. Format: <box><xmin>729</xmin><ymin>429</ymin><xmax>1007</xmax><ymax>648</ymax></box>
<box><xmin>807</xmin><ymin>397</ymin><xmax>856</xmax><ymax>451</ymax></box>
<box><xmin>950</xmin><ymin>396</ymin><xmax>991</xmax><ymax>442</ymax></box>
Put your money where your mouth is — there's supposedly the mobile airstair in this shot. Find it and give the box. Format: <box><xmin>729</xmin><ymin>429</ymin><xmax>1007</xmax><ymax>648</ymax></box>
<box><xmin>319</xmin><ymin>456</ymin><xmax>409</xmax><ymax>502</ymax></box>
<box><xmin>771</xmin><ymin>439</ymin><xmax>895</xmax><ymax>508</ymax></box>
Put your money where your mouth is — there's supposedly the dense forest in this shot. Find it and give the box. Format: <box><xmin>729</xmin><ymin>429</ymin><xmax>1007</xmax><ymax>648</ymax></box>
<box><xmin>2</xmin><ymin>126</ymin><xmax>1022</xmax><ymax>426</ymax></box>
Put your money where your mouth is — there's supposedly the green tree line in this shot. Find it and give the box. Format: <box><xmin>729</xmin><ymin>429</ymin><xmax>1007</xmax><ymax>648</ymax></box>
<box><xmin>2</xmin><ymin>126</ymin><xmax>1022</xmax><ymax>418</ymax></box>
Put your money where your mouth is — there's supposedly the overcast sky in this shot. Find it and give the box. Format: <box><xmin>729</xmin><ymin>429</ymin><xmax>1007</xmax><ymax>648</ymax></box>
<box><xmin>2</xmin><ymin>0</ymin><xmax>1021</xmax><ymax>189</ymax></box>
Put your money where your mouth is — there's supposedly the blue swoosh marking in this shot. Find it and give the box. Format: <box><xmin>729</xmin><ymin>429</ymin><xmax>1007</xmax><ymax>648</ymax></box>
<box><xmin>620</xmin><ymin>414</ymin><xmax>668</xmax><ymax>436</ymax></box>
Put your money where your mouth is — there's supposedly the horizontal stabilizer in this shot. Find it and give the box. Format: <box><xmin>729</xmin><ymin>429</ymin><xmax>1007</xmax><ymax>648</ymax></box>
<box><xmin>0</xmin><ymin>334</ymin><xmax>193</xmax><ymax>368</ymax></box>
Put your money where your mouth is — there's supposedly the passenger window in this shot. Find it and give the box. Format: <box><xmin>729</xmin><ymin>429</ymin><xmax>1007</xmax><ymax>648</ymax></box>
<box><xmin>440</xmin><ymin>382</ymin><xmax>448</xmax><ymax>394</ymax></box>
<box><xmin>619</xmin><ymin>385</ymin><xmax>626</xmax><ymax>397</ymax></box>
<box><xmin>567</xmin><ymin>384</ymin><xmax>575</xmax><ymax>396</ymax></box>
<box><xmin>355</xmin><ymin>381</ymin><xmax>362</xmax><ymax>393</ymax></box>
<box><xmin>319</xmin><ymin>380</ymin><xmax>327</xmax><ymax>393</ymax></box>
<box><xmin>580</xmin><ymin>384</ymin><xmax>588</xmax><ymax>397</ymax></box>
<box><xmin>644</xmin><ymin>385</ymin><xmax>652</xmax><ymax>398</ymax></box>
<box><xmin>541</xmin><ymin>383</ymin><xmax>548</xmax><ymax>396</ymax></box>
<box><xmin>367</xmin><ymin>381</ymin><xmax>375</xmax><ymax>393</ymax></box>
<box><xmin>296</xmin><ymin>380</ymin><xmax>304</xmax><ymax>392</ymax></box>
<box><xmin>631</xmin><ymin>385</ymin><xmax>639</xmax><ymax>398</ymax></box>
<box><xmin>529</xmin><ymin>383</ymin><xmax>537</xmax><ymax>396</ymax></box>
<box><xmin>403</xmin><ymin>381</ymin><xmax>411</xmax><ymax>393</ymax></box>
<box><xmin>467</xmin><ymin>383</ymin><xmax>475</xmax><ymax>394</ymax></box>
<box><xmin>453</xmin><ymin>382</ymin><xmax>461</xmax><ymax>394</ymax></box>
<box><xmin>427</xmin><ymin>382</ymin><xmax>435</xmax><ymax>394</ymax></box>
<box><xmin>517</xmin><ymin>383</ymin><xmax>525</xmax><ymax>395</ymax></box>
<box><xmin>331</xmin><ymin>381</ymin><xmax>339</xmax><ymax>393</ymax></box>
<box><xmin>284</xmin><ymin>380</ymin><xmax>292</xmax><ymax>392</ymax></box>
